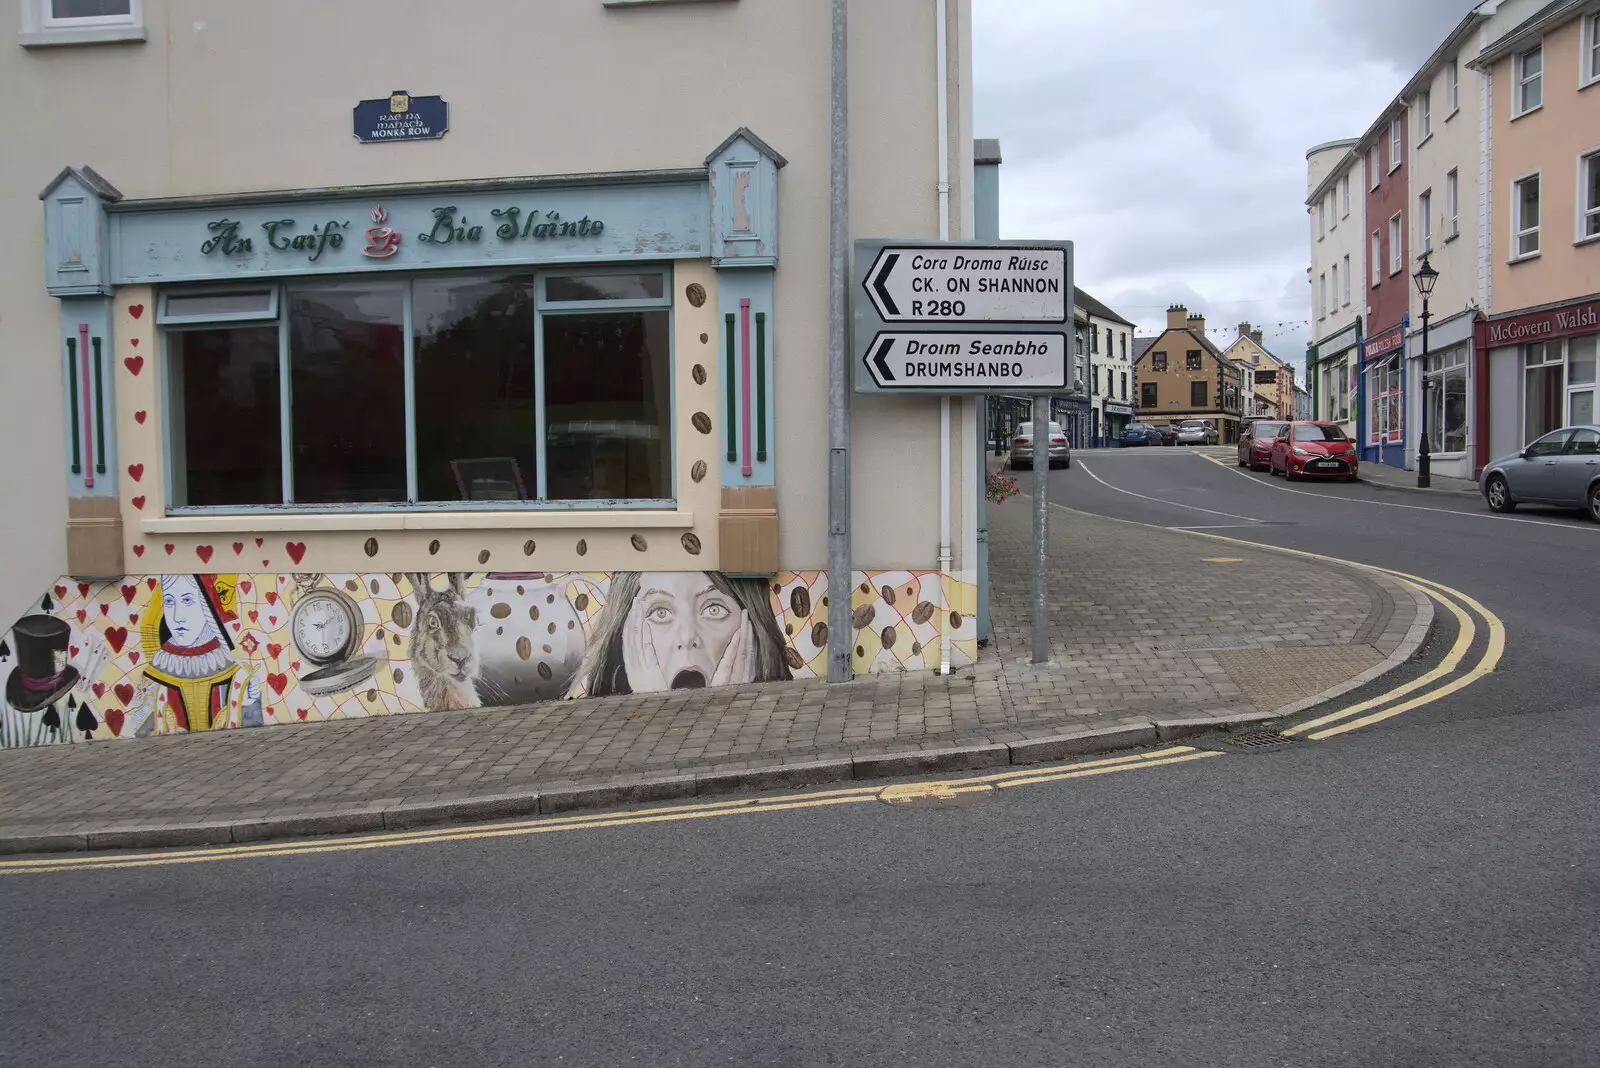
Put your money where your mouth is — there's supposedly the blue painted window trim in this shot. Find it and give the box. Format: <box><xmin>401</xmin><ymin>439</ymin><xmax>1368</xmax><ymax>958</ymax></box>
<box><xmin>156</xmin><ymin>285</ymin><xmax>279</xmax><ymax>325</ymax></box>
<box><xmin>159</xmin><ymin>264</ymin><xmax>676</xmax><ymax>516</ymax></box>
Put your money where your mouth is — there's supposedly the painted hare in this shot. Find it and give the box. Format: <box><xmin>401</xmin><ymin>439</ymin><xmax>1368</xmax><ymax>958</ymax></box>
<box><xmin>407</xmin><ymin>573</ymin><xmax>483</xmax><ymax>711</ymax></box>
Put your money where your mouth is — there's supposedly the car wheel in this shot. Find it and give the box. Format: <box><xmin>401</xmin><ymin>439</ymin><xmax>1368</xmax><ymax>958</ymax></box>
<box><xmin>1587</xmin><ymin>482</ymin><xmax>1600</xmax><ymax>523</ymax></box>
<box><xmin>1237</xmin><ymin>454</ymin><xmax>1248</xmax><ymax>467</ymax></box>
<box><xmin>1484</xmin><ymin>474</ymin><xmax>1516</xmax><ymax>513</ymax></box>
<box><xmin>1064</xmin><ymin>457</ymin><xmax>1072</xmax><ymax>470</ymax></box>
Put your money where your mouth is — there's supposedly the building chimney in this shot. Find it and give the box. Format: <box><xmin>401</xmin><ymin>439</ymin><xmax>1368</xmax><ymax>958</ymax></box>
<box><xmin>1165</xmin><ymin>304</ymin><xmax>1188</xmax><ymax>329</ymax></box>
<box><xmin>1238</xmin><ymin>321</ymin><xmax>1253</xmax><ymax>340</ymax></box>
<box><xmin>1187</xmin><ymin>313</ymin><xmax>1206</xmax><ymax>337</ymax></box>
<box><xmin>1250</xmin><ymin>329</ymin><xmax>1263</xmax><ymax>346</ymax></box>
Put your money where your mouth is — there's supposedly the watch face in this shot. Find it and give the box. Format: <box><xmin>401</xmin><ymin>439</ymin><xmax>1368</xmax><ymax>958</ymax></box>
<box><xmin>293</xmin><ymin>594</ymin><xmax>352</xmax><ymax>663</ymax></box>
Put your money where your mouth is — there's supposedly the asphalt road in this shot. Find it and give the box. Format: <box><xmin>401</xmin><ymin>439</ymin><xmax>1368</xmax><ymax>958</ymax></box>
<box><xmin>3</xmin><ymin>449</ymin><xmax>1596</xmax><ymax>1068</ymax></box>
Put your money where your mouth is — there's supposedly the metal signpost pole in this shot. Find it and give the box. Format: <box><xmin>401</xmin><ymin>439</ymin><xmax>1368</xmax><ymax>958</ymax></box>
<box><xmin>1031</xmin><ymin>392</ymin><xmax>1050</xmax><ymax>664</ymax></box>
<box><xmin>826</xmin><ymin>0</ymin><xmax>852</xmax><ymax>683</ymax></box>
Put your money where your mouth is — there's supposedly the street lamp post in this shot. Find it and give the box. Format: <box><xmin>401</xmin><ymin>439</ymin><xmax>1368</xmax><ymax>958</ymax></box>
<box><xmin>1413</xmin><ymin>254</ymin><xmax>1439</xmax><ymax>489</ymax></box>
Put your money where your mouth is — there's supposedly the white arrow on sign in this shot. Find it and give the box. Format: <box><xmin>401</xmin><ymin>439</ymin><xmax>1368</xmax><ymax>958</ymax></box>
<box><xmin>863</xmin><ymin>246</ymin><xmax>1067</xmax><ymax>323</ymax></box>
<box><xmin>861</xmin><ymin>332</ymin><xmax>1068</xmax><ymax>390</ymax></box>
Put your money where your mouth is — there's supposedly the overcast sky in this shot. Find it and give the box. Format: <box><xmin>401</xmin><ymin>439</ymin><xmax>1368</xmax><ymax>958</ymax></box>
<box><xmin>973</xmin><ymin>0</ymin><xmax>1476</xmax><ymax>373</ymax></box>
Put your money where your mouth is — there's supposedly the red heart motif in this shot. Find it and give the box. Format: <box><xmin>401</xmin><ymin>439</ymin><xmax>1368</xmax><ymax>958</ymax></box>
<box><xmin>296</xmin><ymin>707</ymin><xmax>309</xmax><ymax>720</ymax></box>
<box><xmin>129</xmin><ymin>651</ymin><xmax>140</xmax><ymax>664</ymax></box>
<box><xmin>285</xmin><ymin>542</ymin><xmax>307</xmax><ymax>565</ymax></box>
<box><xmin>104</xmin><ymin>708</ymin><xmax>126</xmax><ymax>736</ymax></box>
<box><xmin>131</xmin><ymin>496</ymin><xmax>146</xmax><ymax>511</ymax></box>
<box><xmin>124</xmin><ymin>355</ymin><xmax>144</xmax><ymax>377</ymax></box>
<box><xmin>146</xmin><ymin>578</ymin><xmax>158</xmax><ymax>590</ymax></box>
<box><xmin>54</xmin><ymin>584</ymin><xmax>67</xmax><ymax>599</ymax></box>
<box><xmin>70</xmin><ymin>645</ymin><xmax>80</xmax><ymax>657</ymax></box>
<box><xmin>267</xmin><ymin>672</ymin><xmax>289</xmax><ymax>695</ymax></box>
<box><xmin>105</xmin><ymin>626</ymin><xmax>129</xmax><ymax>653</ymax></box>
<box><xmin>134</xmin><ymin>410</ymin><xmax>147</xmax><ymax>424</ymax></box>
<box><xmin>130</xmin><ymin>337</ymin><xmax>139</xmax><ymax>348</ymax></box>
<box><xmin>290</xmin><ymin>660</ymin><xmax>300</xmax><ymax>671</ymax></box>
<box><xmin>127</xmin><ymin>463</ymin><xmax>144</xmax><ymax>482</ymax></box>
<box><xmin>92</xmin><ymin>682</ymin><xmax>107</xmax><ymax>698</ymax></box>
<box><xmin>99</xmin><ymin>603</ymin><xmax>109</xmax><ymax>617</ymax></box>
<box><xmin>120</xmin><ymin>584</ymin><xmax>137</xmax><ymax>604</ymax></box>
<box><xmin>248</xmin><ymin>610</ymin><xmax>259</xmax><ymax>623</ymax></box>
<box><xmin>268</xmin><ymin>616</ymin><xmax>278</xmax><ymax>627</ymax></box>
<box><xmin>114</xmin><ymin>682</ymin><xmax>134</xmax><ymax>706</ymax></box>
<box><xmin>256</xmin><ymin>538</ymin><xmax>264</xmax><ymax>548</ymax></box>
<box><xmin>233</xmin><ymin>542</ymin><xmax>244</xmax><ymax>555</ymax></box>
<box><xmin>132</xmin><ymin>544</ymin><xmax>145</xmax><ymax>557</ymax></box>
<box><xmin>164</xmin><ymin>543</ymin><xmax>175</xmax><ymax>555</ymax></box>
<box><xmin>128</xmin><ymin>303</ymin><xmax>144</xmax><ymax>319</ymax></box>
<box><xmin>267</xmin><ymin>643</ymin><xmax>283</xmax><ymax>660</ymax></box>
<box><xmin>77</xmin><ymin>582</ymin><xmax>90</xmax><ymax>598</ymax></box>
<box><xmin>265</xmin><ymin>592</ymin><xmax>278</xmax><ymax>605</ymax></box>
<box><xmin>129</xmin><ymin>613</ymin><xmax>139</xmax><ymax>624</ymax></box>
<box><xmin>240</xmin><ymin>580</ymin><xmax>252</xmax><ymax>594</ymax></box>
<box><xmin>262</xmin><ymin>560</ymin><xmax>270</xmax><ymax>568</ymax></box>
<box><xmin>76</xmin><ymin>609</ymin><xmax>87</xmax><ymax>623</ymax></box>
<box><xmin>195</xmin><ymin>545</ymin><xmax>214</xmax><ymax>564</ymax></box>
<box><xmin>231</xmin><ymin>622</ymin><xmax>240</xmax><ymax>633</ymax></box>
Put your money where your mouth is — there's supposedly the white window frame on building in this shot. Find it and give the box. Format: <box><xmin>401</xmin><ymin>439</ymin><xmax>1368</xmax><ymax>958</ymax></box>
<box><xmin>1418</xmin><ymin>89</ymin><xmax>1432</xmax><ymax>142</ymax></box>
<box><xmin>1522</xmin><ymin>337</ymin><xmax>1598</xmax><ymax>442</ymax></box>
<box><xmin>1340</xmin><ymin>174</ymin><xmax>1351</xmax><ymax>217</ymax></box>
<box><xmin>1418</xmin><ymin>189</ymin><xmax>1433</xmax><ymax>254</ymax></box>
<box><xmin>1582</xmin><ymin>12</ymin><xmax>1600</xmax><ymax>88</ymax></box>
<box><xmin>1371</xmin><ymin>231</ymin><xmax>1382</xmax><ymax>286</ymax></box>
<box><xmin>1578</xmin><ymin>148</ymin><xmax>1600</xmax><ymax>244</ymax></box>
<box><xmin>1318</xmin><ymin>200</ymin><xmax>1326</xmax><ymax>240</ymax></box>
<box><xmin>1389</xmin><ymin>213</ymin><xmax>1403</xmax><ymax>275</ymax></box>
<box><xmin>19</xmin><ymin>0</ymin><xmax>145</xmax><ymax>45</ymax></box>
<box><xmin>1423</xmin><ymin>348</ymin><xmax>1469</xmax><ymax>456</ymax></box>
<box><xmin>1514</xmin><ymin>42</ymin><xmax>1543</xmax><ymax>117</ymax></box>
<box><xmin>1446</xmin><ymin>56</ymin><xmax>1460</xmax><ymax>114</ymax></box>
<box><xmin>1330</xmin><ymin>263</ymin><xmax>1339</xmax><ymax>311</ymax></box>
<box><xmin>1319</xmin><ymin>273</ymin><xmax>1327</xmax><ymax>320</ymax></box>
<box><xmin>1388</xmin><ymin>120</ymin><xmax>1402</xmax><ymax>173</ymax></box>
<box><xmin>1446</xmin><ymin>168</ymin><xmax>1459</xmax><ymax>240</ymax></box>
<box><xmin>1342</xmin><ymin>254</ymin><xmax>1351</xmax><ymax>305</ymax></box>
<box><xmin>1329</xmin><ymin>191</ymin><xmax>1337</xmax><ymax>232</ymax></box>
<box><xmin>1369</xmin><ymin>147</ymin><xmax>1380</xmax><ymax>191</ymax></box>
<box><xmin>1512</xmin><ymin>171</ymin><xmax>1541</xmax><ymax>260</ymax></box>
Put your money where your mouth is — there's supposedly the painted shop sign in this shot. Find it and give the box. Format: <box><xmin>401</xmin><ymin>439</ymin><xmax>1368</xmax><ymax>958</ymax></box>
<box><xmin>354</xmin><ymin>90</ymin><xmax>449</xmax><ymax>143</ymax></box>
<box><xmin>106</xmin><ymin>180</ymin><xmax>709</xmax><ymax>284</ymax></box>
<box><xmin>1362</xmin><ymin>323</ymin><xmax>1405</xmax><ymax>362</ymax></box>
<box><xmin>1485</xmin><ymin>299</ymin><xmax>1600</xmax><ymax>345</ymax></box>
<box><xmin>1103</xmin><ymin>401</ymin><xmax>1134</xmax><ymax>415</ymax></box>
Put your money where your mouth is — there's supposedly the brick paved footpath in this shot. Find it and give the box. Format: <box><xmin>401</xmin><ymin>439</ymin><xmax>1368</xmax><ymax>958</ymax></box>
<box><xmin>0</xmin><ymin>497</ymin><xmax>1427</xmax><ymax>849</ymax></box>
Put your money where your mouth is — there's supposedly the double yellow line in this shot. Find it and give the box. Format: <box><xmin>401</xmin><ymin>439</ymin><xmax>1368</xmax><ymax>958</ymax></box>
<box><xmin>0</xmin><ymin>747</ymin><xmax>1219</xmax><ymax>877</ymax></box>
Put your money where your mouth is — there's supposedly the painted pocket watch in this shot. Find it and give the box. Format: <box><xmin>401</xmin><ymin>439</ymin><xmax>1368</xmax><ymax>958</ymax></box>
<box><xmin>289</xmin><ymin>585</ymin><xmax>378</xmax><ymax>697</ymax></box>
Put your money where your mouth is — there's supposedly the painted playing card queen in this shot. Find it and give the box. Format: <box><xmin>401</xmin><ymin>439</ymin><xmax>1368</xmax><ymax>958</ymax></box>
<box><xmin>133</xmin><ymin>574</ymin><xmax>263</xmax><ymax>737</ymax></box>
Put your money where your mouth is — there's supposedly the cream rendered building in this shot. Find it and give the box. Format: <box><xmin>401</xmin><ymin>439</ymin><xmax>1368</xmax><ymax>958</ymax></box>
<box><xmin>3</xmin><ymin>0</ymin><xmax>986</xmax><ymax>749</ymax></box>
<box><xmin>1305</xmin><ymin>138</ymin><xmax>1364</xmax><ymax>435</ymax></box>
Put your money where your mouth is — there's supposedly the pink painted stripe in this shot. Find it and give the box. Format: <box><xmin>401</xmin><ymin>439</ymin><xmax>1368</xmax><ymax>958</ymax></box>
<box><xmin>740</xmin><ymin>298</ymin><xmax>753</xmax><ymax>477</ymax></box>
<box><xmin>78</xmin><ymin>323</ymin><xmax>94</xmax><ymax>489</ymax></box>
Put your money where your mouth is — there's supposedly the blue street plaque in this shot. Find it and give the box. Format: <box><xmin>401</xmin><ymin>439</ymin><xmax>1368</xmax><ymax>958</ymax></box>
<box><xmin>354</xmin><ymin>90</ymin><xmax>448</xmax><ymax>143</ymax></box>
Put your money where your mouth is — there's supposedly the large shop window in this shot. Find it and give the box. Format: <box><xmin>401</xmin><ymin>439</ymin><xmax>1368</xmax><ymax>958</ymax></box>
<box><xmin>160</xmin><ymin>268</ymin><xmax>673</xmax><ymax>512</ymax></box>
<box><xmin>1424</xmin><ymin>349</ymin><xmax>1468</xmax><ymax>454</ymax></box>
<box><xmin>1367</xmin><ymin>359</ymin><xmax>1401</xmax><ymax>446</ymax></box>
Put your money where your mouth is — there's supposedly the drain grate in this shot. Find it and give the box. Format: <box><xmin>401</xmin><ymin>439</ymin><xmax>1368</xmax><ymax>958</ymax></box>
<box><xmin>1149</xmin><ymin>636</ymin><xmax>1255</xmax><ymax>652</ymax></box>
<box><xmin>1226</xmin><ymin>730</ymin><xmax>1292</xmax><ymax>750</ymax></box>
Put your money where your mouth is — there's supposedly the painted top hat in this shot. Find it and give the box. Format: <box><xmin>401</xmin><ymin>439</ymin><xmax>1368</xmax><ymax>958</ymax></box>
<box><xmin>5</xmin><ymin>615</ymin><xmax>80</xmax><ymax>714</ymax></box>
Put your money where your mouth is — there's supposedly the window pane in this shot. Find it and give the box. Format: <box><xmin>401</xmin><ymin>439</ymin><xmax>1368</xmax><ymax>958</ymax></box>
<box><xmin>1570</xmin><ymin>336</ymin><xmax>1595</xmax><ymax>385</ymax></box>
<box><xmin>544</xmin><ymin>311</ymin><xmax>672</xmax><ymax>500</ymax></box>
<box><xmin>163</xmin><ymin>290</ymin><xmax>274</xmax><ymax>321</ymax></box>
<box><xmin>1571</xmin><ymin>393</ymin><xmax>1595</xmax><ymax>427</ymax></box>
<box><xmin>288</xmin><ymin>285</ymin><xmax>407</xmax><ymax>504</ymax></box>
<box><xmin>413</xmin><ymin>275</ymin><xmax>537</xmax><ymax>502</ymax></box>
<box><xmin>52</xmin><ymin>0</ymin><xmax>131</xmax><ymax>16</ymax></box>
<box><xmin>1519</xmin><ymin>180</ymin><xmax>1539</xmax><ymax>228</ymax></box>
<box><xmin>1585</xmin><ymin>158</ymin><xmax>1600</xmax><ymax>236</ymax></box>
<box><xmin>544</xmin><ymin>273</ymin><xmax>665</xmax><ymax>302</ymax></box>
<box><xmin>169</xmin><ymin>327</ymin><xmax>281</xmax><ymax>507</ymax></box>
<box><xmin>1525</xmin><ymin>364</ymin><xmax>1564</xmax><ymax>441</ymax></box>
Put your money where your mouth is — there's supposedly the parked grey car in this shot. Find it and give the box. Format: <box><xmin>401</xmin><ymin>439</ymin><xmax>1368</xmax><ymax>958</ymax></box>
<box><xmin>1175</xmin><ymin>418</ymin><xmax>1219</xmax><ymax>445</ymax></box>
<box><xmin>1009</xmin><ymin>421</ymin><xmax>1070</xmax><ymax>469</ymax></box>
<box><xmin>1480</xmin><ymin>425</ymin><xmax>1600</xmax><ymax>521</ymax></box>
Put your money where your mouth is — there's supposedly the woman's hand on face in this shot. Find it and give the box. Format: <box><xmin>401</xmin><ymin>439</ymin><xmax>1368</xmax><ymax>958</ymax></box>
<box><xmin>711</xmin><ymin>609</ymin><xmax>756</xmax><ymax>687</ymax></box>
<box><xmin>622</xmin><ymin>602</ymin><xmax>672</xmax><ymax>693</ymax></box>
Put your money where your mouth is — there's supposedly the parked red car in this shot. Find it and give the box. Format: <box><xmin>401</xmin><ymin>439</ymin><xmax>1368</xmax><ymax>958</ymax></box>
<box><xmin>1269</xmin><ymin>421</ymin><xmax>1358</xmax><ymax>481</ymax></box>
<box><xmin>1237</xmin><ymin>420</ymin><xmax>1287</xmax><ymax>471</ymax></box>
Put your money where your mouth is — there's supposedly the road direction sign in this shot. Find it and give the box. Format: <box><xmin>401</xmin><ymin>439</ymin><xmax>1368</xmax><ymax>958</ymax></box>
<box><xmin>862</xmin><ymin>244</ymin><xmax>1067</xmax><ymax>323</ymax></box>
<box><xmin>860</xmin><ymin>332</ymin><xmax>1068</xmax><ymax>391</ymax></box>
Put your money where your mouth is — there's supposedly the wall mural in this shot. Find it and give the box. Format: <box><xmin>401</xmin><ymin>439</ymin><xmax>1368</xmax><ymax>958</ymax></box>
<box><xmin>0</xmin><ymin>570</ymin><xmax>975</xmax><ymax>749</ymax></box>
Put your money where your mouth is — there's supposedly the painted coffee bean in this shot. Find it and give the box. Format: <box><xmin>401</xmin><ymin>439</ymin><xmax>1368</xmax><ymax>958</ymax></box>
<box><xmin>428</xmin><ymin>539</ymin><xmax>441</xmax><ymax>556</ymax></box>
<box><xmin>391</xmin><ymin>601</ymin><xmax>414</xmax><ymax>628</ymax></box>
<box><xmin>880</xmin><ymin>625</ymin><xmax>897</xmax><ymax>650</ymax></box>
<box><xmin>880</xmin><ymin>584</ymin><xmax>896</xmax><ymax>605</ymax></box>
<box><xmin>631</xmin><ymin>534</ymin><xmax>649</xmax><ymax>552</ymax></box>
<box><xmin>790</xmin><ymin>586</ymin><xmax>811</xmax><ymax>618</ymax></box>
<box><xmin>681</xmin><ymin>532</ymin><xmax>702</xmax><ymax>555</ymax></box>
<box><xmin>851</xmin><ymin>604</ymin><xmax>875</xmax><ymax>630</ymax></box>
<box><xmin>810</xmin><ymin>621</ymin><xmax>828</xmax><ymax>647</ymax></box>
<box><xmin>576</xmin><ymin>538</ymin><xmax>588</xmax><ymax>556</ymax></box>
<box><xmin>699</xmin><ymin>332</ymin><xmax>709</xmax><ymax>344</ymax></box>
<box><xmin>685</xmin><ymin>282</ymin><xmax>707</xmax><ymax>307</ymax></box>
<box><xmin>523</xmin><ymin>539</ymin><xmax>536</xmax><ymax>556</ymax></box>
<box><xmin>574</xmin><ymin>593</ymin><xmax>590</xmax><ymax>612</ymax></box>
<box><xmin>691</xmin><ymin>364</ymin><xmax>707</xmax><ymax>386</ymax></box>
<box><xmin>345</xmin><ymin>579</ymin><xmax>359</xmax><ymax>592</ymax></box>
<box><xmin>690</xmin><ymin>460</ymin><xmax>707</xmax><ymax>483</ymax></box>
<box><xmin>949</xmin><ymin>610</ymin><xmax>964</xmax><ymax>628</ymax></box>
<box><xmin>783</xmin><ymin>647</ymin><xmax>805</xmax><ymax>670</ymax></box>
<box><xmin>478</xmin><ymin>549</ymin><xmax>491</xmax><ymax>565</ymax></box>
<box><xmin>691</xmin><ymin>412</ymin><xmax>712</xmax><ymax>435</ymax></box>
<box><xmin>528</xmin><ymin>605</ymin><xmax>540</xmax><ymax>621</ymax></box>
<box><xmin>363</xmin><ymin>537</ymin><xmax>379</xmax><ymax>558</ymax></box>
<box><xmin>490</xmin><ymin>602</ymin><xmax>511</xmax><ymax>619</ymax></box>
<box><xmin>911</xmin><ymin>601</ymin><xmax>937</xmax><ymax>625</ymax></box>
<box><xmin>370</xmin><ymin>579</ymin><xmax>381</xmax><ymax>595</ymax></box>
<box><xmin>537</xmin><ymin>661</ymin><xmax>553</xmax><ymax>681</ymax></box>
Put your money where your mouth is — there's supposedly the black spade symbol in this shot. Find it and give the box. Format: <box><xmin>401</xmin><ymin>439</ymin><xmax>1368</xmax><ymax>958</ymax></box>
<box><xmin>75</xmin><ymin>701</ymin><xmax>98</xmax><ymax>740</ymax></box>
<box><xmin>0</xmin><ymin>639</ymin><xmax>10</xmax><ymax>660</ymax></box>
<box><xmin>42</xmin><ymin>704</ymin><xmax>61</xmax><ymax>738</ymax></box>
<box><xmin>40</xmin><ymin>594</ymin><xmax>54</xmax><ymax>612</ymax></box>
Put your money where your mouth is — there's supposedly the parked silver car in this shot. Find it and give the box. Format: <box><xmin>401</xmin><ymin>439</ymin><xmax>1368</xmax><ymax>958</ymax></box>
<box><xmin>1480</xmin><ymin>425</ymin><xmax>1600</xmax><ymax>521</ymax></box>
<box><xmin>1009</xmin><ymin>421</ymin><xmax>1071</xmax><ymax>469</ymax></box>
<box><xmin>1175</xmin><ymin>418</ymin><xmax>1219</xmax><ymax>446</ymax></box>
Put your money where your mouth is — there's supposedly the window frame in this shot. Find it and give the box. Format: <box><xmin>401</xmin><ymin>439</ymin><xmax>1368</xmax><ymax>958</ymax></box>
<box><xmin>1189</xmin><ymin>380</ymin><xmax>1208</xmax><ymax>408</ymax></box>
<box><xmin>1318</xmin><ymin>273</ymin><xmax>1327</xmax><ymax>320</ymax></box>
<box><xmin>40</xmin><ymin>0</ymin><xmax>138</xmax><ymax>29</ymax></box>
<box><xmin>1389</xmin><ymin>212</ymin><xmax>1404</xmax><ymax>275</ymax></box>
<box><xmin>1418</xmin><ymin>89</ymin><xmax>1432</xmax><ymax>143</ymax></box>
<box><xmin>1318</xmin><ymin>199</ymin><xmax>1326</xmax><ymax>240</ymax></box>
<box><xmin>1369</xmin><ymin>147</ymin><xmax>1380</xmax><ymax>191</ymax></box>
<box><xmin>1577</xmin><ymin>148</ymin><xmax>1600</xmax><ymax>244</ymax></box>
<box><xmin>1185</xmin><ymin>350</ymin><xmax>1204</xmax><ymax>371</ymax></box>
<box><xmin>1388</xmin><ymin>119</ymin><xmax>1402</xmax><ymax>174</ymax></box>
<box><xmin>1446</xmin><ymin>56</ymin><xmax>1461</xmax><ymax>115</ymax></box>
<box><xmin>1371</xmin><ymin>231</ymin><xmax>1382</xmax><ymax>287</ymax></box>
<box><xmin>1512</xmin><ymin>170</ymin><xmax>1542</xmax><ymax>261</ymax></box>
<box><xmin>1342</xmin><ymin>253</ymin><xmax>1352</xmax><ymax>305</ymax></box>
<box><xmin>1514</xmin><ymin>42</ymin><xmax>1544</xmax><ymax>118</ymax></box>
<box><xmin>19</xmin><ymin>0</ymin><xmax>145</xmax><ymax>45</ymax></box>
<box><xmin>1418</xmin><ymin>189</ymin><xmax>1433</xmax><ymax>254</ymax></box>
<box><xmin>1445</xmin><ymin>168</ymin><xmax>1460</xmax><ymax>241</ymax></box>
<box><xmin>1151</xmin><ymin>351</ymin><xmax>1168</xmax><ymax>371</ymax></box>
<box><xmin>1340</xmin><ymin>174</ymin><xmax>1351</xmax><ymax>218</ymax></box>
<box><xmin>159</xmin><ymin>264</ymin><xmax>677</xmax><ymax>516</ymax></box>
<box><xmin>156</xmin><ymin>285</ymin><xmax>281</xmax><ymax>326</ymax></box>
<box><xmin>1585</xmin><ymin>12</ymin><xmax>1600</xmax><ymax>88</ymax></box>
